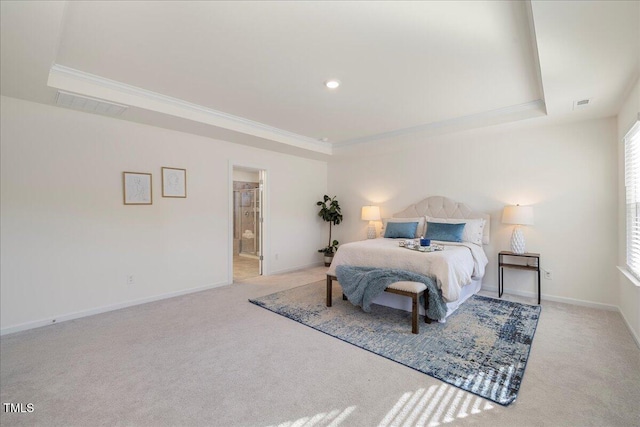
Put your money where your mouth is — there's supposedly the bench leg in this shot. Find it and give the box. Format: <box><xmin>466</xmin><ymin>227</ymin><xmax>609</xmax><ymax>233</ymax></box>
<box><xmin>327</xmin><ymin>275</ymin><xmax>347</xmax><ymax>305</ymax></box>
<box><xmin>412</xmin><ymin>294</ymin><xmax>419</xmax><ymax>334</ymax></box>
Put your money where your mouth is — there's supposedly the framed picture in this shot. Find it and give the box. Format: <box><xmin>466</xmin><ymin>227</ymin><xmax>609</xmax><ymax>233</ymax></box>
<box><xmin>162</xmin><ymin>167</ymin><xmax>187</xmax><ymax>198</ymax></box>
<box><xmin>123</xmin><ymin>172</ymin><xmax>152</xmax><ymax>205</ymax></box>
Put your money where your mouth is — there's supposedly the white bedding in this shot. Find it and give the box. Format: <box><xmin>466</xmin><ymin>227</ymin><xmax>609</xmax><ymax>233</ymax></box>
<box><xmin>327</xmin><ymin>238</ymin><xmax>488</xmax><ymax>302</ymax></box>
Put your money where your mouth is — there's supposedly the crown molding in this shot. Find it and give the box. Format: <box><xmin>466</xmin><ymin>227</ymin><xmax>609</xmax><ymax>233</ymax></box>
<box><xmin>334</xmin><ymin>99</ymin><xmax>547</xmax><ymax>148</ymax></box>
<box><xmin>47</xmin><ymin>64</ymin><xmax>546</xmax><ymax>154</ymax></box>
<box><xmin>47</xmin><ymin>64</ymin><xmax>332</xmax><ymax>155</ymax></box>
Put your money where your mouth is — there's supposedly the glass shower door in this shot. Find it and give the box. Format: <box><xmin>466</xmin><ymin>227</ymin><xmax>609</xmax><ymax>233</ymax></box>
<box><xmin>232</xmin><ymin>170</ymin><xmax>265</xmax><ymax>281</ymax></box>
<box><xmin>239</xmin><ymin>187</ymin><xmax>261</xmax><ymax>259</ymax></box>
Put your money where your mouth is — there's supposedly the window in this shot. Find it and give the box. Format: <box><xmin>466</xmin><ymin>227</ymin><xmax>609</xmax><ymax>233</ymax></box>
<box><xmin>624</xmin><ymin>120</ymin><xmax>640</xmax><ymax>280</ymax></box>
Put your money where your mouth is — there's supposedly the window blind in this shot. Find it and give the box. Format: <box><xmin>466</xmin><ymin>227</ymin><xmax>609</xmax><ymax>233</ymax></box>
<box><xmin>625</xmin><ymin>120</ymin><xmax>640</xmax><ymax>280</ymax></box>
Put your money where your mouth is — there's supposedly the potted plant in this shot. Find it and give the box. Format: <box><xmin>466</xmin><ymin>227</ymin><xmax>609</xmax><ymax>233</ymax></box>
<box><xmin>317</xmin><ymin>195</ymin><xmax>343</xmax><ymax>266</ymax></box>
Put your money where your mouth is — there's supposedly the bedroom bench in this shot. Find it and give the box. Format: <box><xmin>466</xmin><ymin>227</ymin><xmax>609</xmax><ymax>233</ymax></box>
<box><xmin>326</xmin><ymin>274</ymin><xmax>430</xmax><ymax>334</ymax></box>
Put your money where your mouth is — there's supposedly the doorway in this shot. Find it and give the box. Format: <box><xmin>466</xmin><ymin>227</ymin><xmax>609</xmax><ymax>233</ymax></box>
<box><xmin>232</xmin><ymin>166</ymin><xmax>264</xmax><ymax>281</ymax></box>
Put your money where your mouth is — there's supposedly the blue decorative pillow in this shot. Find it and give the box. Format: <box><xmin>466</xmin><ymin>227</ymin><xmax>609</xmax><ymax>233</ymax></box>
<box><xmin>383</xmin><ymin>221</ymin><xmax>419</xmax><ymax>239</ymax></box>
<box><xmin>424</xmin><ymin>222</ymin><xmax>465</xmax><ymax>243</ymax></box>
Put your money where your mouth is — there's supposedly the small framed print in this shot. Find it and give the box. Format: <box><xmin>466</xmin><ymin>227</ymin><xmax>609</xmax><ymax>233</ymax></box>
<box><xmin>123</xmin><ymin>172</ymin><xmax>152</xmax><ymax>205</ymax></box>
<box><xmin>162</xmin><ymin>167</ymin><xmax>187</xmax><ymax>198</ymax></box>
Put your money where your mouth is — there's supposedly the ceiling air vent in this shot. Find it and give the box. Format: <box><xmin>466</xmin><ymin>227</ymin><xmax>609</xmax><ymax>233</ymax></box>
<box><xmin>572</xmin><ymin>98</ymin><xmax>592</xmax><ymax>110</ymax></box>
<box><xmin>55</xmin><ymin>91</ymin><xmax>128</xmax><ymax>116</ymax></box>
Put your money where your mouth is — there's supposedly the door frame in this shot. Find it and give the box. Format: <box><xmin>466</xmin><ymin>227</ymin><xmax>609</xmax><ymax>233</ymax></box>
<box><xmin>228</xmin><ymin>162</ymin><xmax>268</xmax><ymax>284</ymax></box>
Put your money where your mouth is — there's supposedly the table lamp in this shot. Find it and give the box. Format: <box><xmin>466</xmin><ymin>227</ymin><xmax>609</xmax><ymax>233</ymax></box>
<box><xmin>502</xmin><ymin>205</ymin><xmax>534</xmax><ymax>254</ymax></box>
<box><xmin>361</xmin><ymin>205</ymin><xmax>381</xmax><ymax>239</ymax></box>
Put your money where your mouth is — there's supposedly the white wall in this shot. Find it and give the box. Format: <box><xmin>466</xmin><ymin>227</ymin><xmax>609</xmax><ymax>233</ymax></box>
<box><xmin>617</xmin><ymin>77</ymin><xmax>640</xmax><ymax>345</ymax></box>
<box><xmin>0</xmin><ymin>96</ymin><xmax>327</xmax><ymax>333</ymax></box>
<box><xmin>329</xmin><ymin>116</ymin><xmax>618</xmax><ymax>308</ymax></box>
<box><xmin>1</xmin><ymin>91</ymin><xmax>630</xmax><ymax>336</ymax></box>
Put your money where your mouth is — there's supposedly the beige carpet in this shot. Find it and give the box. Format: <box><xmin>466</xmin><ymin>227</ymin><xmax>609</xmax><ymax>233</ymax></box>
<box><xmin>1</xmin><ymin>266</ymin><xmax>639</xmax><ymax>426</ymax></box>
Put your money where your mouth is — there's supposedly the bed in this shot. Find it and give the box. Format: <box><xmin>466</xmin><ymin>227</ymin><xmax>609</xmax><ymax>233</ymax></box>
<box><xmin>326</xmin><ymin>196</ymin><xmax>490</xmax><ymax>321</ymax></box>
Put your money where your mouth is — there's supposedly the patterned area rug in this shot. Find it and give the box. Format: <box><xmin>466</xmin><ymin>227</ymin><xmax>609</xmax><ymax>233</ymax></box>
<box><xmin>249</xmin><ymin>282</ymin><xmax>541</xmax><ymax>406</ymax></box>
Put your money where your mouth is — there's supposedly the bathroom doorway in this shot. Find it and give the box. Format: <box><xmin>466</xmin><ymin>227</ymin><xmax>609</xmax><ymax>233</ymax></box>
<box><xmin>232</xmin><ymin>167</ymin><xmax>264</xmax><ymax>281</ymax></box>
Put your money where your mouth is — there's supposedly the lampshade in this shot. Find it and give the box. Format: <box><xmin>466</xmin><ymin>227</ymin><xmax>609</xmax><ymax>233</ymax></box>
<box><xmin>362</xmin><ymin>205</ymin><xmax>380</xmax><ymax>239</ymax></box>
<box><xmin>361</xmin><ymin>205</ymin><xmax>381</xmax><ymax>221</ymax></box>
<box><xmin>502</xmin><ymin>205</ymin><xmax>534</xmax><ymax>226</ymax></box>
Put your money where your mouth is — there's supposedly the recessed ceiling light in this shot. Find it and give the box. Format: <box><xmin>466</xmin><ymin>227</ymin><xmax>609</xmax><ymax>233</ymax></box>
<box><xmin>325</xmin><ymin>80</ymin><xmax>340</xmax><ymax>89</ymax></box>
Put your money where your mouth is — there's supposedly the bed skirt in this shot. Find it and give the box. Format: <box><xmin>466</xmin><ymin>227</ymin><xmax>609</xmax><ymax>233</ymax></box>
<box><xmin>371</xmin><ymin>279</ymin><xmax>482</xmax><ymax>322</ymax></box>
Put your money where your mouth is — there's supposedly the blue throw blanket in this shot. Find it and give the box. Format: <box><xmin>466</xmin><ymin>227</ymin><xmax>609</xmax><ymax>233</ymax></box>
<box><xmin>335</xmin><ymin>266</ymin><xmax>447</xmax><ymax>321</ymax></box>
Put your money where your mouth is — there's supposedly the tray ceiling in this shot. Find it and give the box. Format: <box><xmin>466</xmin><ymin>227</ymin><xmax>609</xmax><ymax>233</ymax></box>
<box><xmin>1</xmin><ymin>1</ymin><xmax>638</xmax><ymax>158</ymax></box>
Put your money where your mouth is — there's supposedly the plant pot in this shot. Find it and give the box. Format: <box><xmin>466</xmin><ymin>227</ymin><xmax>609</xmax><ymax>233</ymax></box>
<box><xmin>324</xmin><ymin>255</ymin><xmax>334</xmax><ymax>267</ymax></box>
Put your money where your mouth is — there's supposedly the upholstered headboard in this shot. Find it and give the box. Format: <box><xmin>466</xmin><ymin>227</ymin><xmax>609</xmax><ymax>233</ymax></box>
<box><xmin>393</xmin><ymin>196</ymin><xmax>491</xmax><ymax>245</ymax></box>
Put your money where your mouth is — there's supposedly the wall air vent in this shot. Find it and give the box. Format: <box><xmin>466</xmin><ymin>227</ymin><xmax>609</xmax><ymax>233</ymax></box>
<box><xmin>572</xmin><ymin>98</ymin><xmax>592</xmax><ymax>110</ymax></box>
<box><xmin>55</xmin><ymin>91</ymin><xmax>128</xmax><ymax>116</ymax></box>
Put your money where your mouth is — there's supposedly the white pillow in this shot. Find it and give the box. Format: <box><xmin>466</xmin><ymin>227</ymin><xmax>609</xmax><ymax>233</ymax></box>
<box><xmin>382</xmin><ymin>217</ymin><xmax>425</xmax><ymax>238</ymax></box>
<box><xmin>425</xmin><ymin>216</ymin><xmax>486</xmax><ymax>246</ymax></box>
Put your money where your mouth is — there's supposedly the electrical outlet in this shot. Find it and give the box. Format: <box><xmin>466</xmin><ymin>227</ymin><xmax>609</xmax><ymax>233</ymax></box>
<box><xmin>543</xmin><ymin>270</ymin><xmax>552</xmax><ymax>280</ymax></box>
<box><xmin>126</xmin><ymin>275</ymin><xmax>135</xmax><ymax>285</ymax></box>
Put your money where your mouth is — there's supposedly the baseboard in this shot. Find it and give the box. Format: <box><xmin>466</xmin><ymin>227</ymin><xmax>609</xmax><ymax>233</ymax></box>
<box><xmin>616</xmin><ymin>266</ymin><xmax>640</xmax><ymax>349</ymax></box>
<box><xmin>0</xmin><ymin>280</ymin><xmax>228</xmax><ymax>336</ymax></box>
<box><xmin>481</xmin><ymin>285</ymin><xmax>619</xmax><ymax>311</ymax></box>
<box><xmin>618</xmin><ymin>306</ymin><xmax>640</xmax><ymax>349</ymax></box>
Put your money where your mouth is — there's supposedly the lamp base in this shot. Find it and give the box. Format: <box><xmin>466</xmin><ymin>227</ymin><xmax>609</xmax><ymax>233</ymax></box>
<box><xmin>510</xmin><ymin>226</ymin><xmax>526</xmax><ymax>254</ymax></box>
<box><xmin>367</xmin><ymin>223</ymin><xmax>376</xmax><ymax>239</ymax></box>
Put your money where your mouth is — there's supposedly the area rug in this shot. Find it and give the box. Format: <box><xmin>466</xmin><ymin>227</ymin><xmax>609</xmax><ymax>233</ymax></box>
<box><xmin>249</xmin><ymin>282</ymin><xmax>541</xmax><ymax>406</ymax></box>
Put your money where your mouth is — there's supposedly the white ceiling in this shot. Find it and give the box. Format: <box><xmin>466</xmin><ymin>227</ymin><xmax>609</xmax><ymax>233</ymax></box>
<box><xmin>1</xmin><ymin>1</ymin><xmax>638</xmax><ymax>159</ymax></box>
